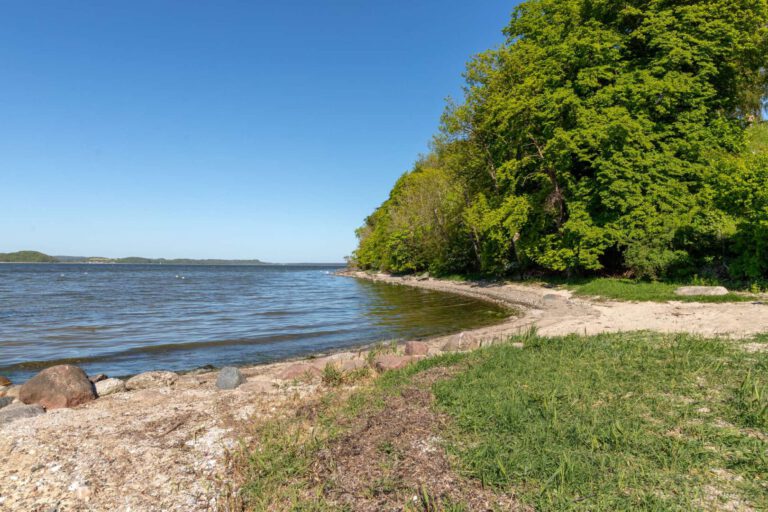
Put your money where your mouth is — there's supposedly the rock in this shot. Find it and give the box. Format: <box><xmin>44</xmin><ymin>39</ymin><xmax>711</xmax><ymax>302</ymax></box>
<box><xmin>89</xmin><ymin>373</ymin><xmax>108</xmax><ymax>384</ymax></box>
<box><xmin>374</xmin><ymin>354</ymin><xmax>416</xmax><ymax>372</ymax></box>
<box><xmin>405</xmin><ymin>341</ymin><xmax>429</xmax><ymax>356</ymax></box>
<box><xmin>125</xmin><ymin>371</ymin><xmax>178</xmax><ymax>390</ymax></box>
<box><xmin>442</xmin><ymin>333</ymin><xmax>478</xmax><ymax>352</ymax></box>
<box><xmin>340</xmin><ymin>358</ymin><xmax>368</xmax><ymax>372</ymax></box>
<box><xmin>95</xmin><ymin>378</ymin><xmax>126</xmax><ymax>397</ymax></box>
<box><xmin>276</xmin><ymin>363</ymin><xmax>322</xmax><ymax>381</ymax></box>
<box><xmin>4</xmin><ymin>385</ymin><xmax>20</xmax><ymax>399</ymax></box>
<box><xmin>0</xmin><ymin>376</ymin><xmax>11</xmax><ymax>386</ymax></box>
<box><xmin>216</xmin><ymin>367</ymin><xmax>245</xmax><ymax>389</ymax></box>
<box><xmin>19</xmin><ymin>365</ymin><xmax>96</xmax><ymax>409</ymax></box>
<box><xmin>0</xmin><ymin>403</ymin><xmax>45</xmax><ymax>425</ymax></box>
<box><xmin>0</xmin><ymin>397</ymin><xmax>13</xmax><ymax>409</ymax></box>
<box><xmin>674</xmin><ymin>286</ymin><xmax>729</xmax><ymax>297</ymax></box>
<box><xmin>510</xmin><ymin>342</ymin><xmax>525</xmax><ymax>349</ymax></box>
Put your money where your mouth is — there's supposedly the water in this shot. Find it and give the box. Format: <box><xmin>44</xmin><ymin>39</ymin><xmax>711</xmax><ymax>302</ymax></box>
<box><xmin>0</xmin><ymin>264</ymin><xmax>510</xmax><ymax>382</ymax></box>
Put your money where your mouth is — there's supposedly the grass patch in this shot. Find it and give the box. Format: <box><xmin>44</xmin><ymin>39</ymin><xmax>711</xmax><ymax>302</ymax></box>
<box><xmin>434</xmin><ymin>332</ymin><xmax>768</xmax><ymax>510</ymax></box>
<box><xmin>562</xmin><ymin>278</ymin><xmax>753</xmax><ymax>302</ymax></box>
<box><xmin>230</xmin><ymin>333</ymin><xmax>767</xmax><ymax>510</ymax></box>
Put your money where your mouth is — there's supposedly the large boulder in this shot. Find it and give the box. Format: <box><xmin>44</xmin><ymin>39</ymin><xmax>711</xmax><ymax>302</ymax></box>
<box><xmin>19</xmin><ymin>365</ymin><xmax>96</xmax><ymax>409</ymax></box>
<box><xmin>125</xmin><ymin>371</ymin><xmax>178</xmax><ymax>390</ymax></box>
<box><xmin>216</xmin><ymin>367</ymin><xmax>245</xmax><ymax>390</ymax></box>
<box><xmin>674</xmin><ymin>286</ymin><xmax>729</xmax><ymax>297</ymax></box>
<box><xmin>95</xmin><ymin>378</ymin><xmax>127</xmax><ymax>397</ymax></box>
<box><xmin>0</xmin><ymin>403</ymin><xmax>45</xmax><ymax>425</ymax></box>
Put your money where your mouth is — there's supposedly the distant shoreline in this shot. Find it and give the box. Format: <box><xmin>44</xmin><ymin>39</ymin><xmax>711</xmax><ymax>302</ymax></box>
<box><xmin>0</xmin><ymin>261</ymin><xmax>345</xmax><ymax>266</ymax></box>
<box><xmin>0</xmin><ymin>249</ymin><xmax>344</xmax><ymax>266</ymax></box>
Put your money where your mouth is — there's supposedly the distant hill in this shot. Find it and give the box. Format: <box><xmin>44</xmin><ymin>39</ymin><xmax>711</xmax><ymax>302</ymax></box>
<box><xmin>1</xmin><ymin>250</ymin><xmax>342</xmax><ymax>266</ymax></box>
<box><xmin>1</xmin><ymin>250</ymin><xmax>268</xmax><ymax>265</ymax></box>
<box><xmin>0</xmin><ymin>251</ymin><xmax>59</xmax><ymax>263</ymax></box>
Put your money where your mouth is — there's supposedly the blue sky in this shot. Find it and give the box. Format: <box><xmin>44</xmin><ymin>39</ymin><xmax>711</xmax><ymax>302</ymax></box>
<box><xmin>1</xmin><ymin>1</ymin><xmax>514</xmax><ymax>262</ymax></box>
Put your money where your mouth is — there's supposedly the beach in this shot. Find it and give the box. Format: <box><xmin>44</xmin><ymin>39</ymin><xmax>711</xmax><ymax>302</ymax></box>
<box><xmin>1</xmin><ymin>272</ymin><xmax>767</xmax><ymax>511</ymax></box>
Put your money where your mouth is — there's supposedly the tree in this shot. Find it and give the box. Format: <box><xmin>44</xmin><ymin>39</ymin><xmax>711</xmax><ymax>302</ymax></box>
<box><xmin>354</xmin><ymin>0</ymin><xmax>768</xmax><ymax>280</ymax></box>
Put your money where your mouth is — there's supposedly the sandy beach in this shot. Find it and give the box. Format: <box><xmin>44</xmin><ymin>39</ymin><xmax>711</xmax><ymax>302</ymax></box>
<box><xmin>1</xmin><ymin>272</ymin><xmax>767</xmax><ymax>511</ymax></box>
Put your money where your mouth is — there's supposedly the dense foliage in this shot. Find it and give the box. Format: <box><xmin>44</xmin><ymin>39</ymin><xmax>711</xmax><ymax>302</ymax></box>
<box><xmin>354</xmin><ymin>0</ymin><xmax>768</xmax><ymax>280</ymax></box>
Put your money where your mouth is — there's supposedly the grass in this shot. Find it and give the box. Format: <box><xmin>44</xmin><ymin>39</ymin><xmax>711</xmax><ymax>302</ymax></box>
<box><xmin>230</xmin><ymin>333</ymin><xmax>768</xmax><ymax>511</ymax></box>
<box><xmin>559</xmin><ymin>277</ymin><xmax>755</xmax><ymax>302</ymax></box>
<box><xmin>434</xmin><ymin>333</ymin><xmax>768</xmax><ymax>510</ymax></box>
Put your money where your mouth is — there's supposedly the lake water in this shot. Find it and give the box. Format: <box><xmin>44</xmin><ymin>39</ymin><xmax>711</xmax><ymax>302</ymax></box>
<box><xmin>0</xmin><ymin>264</ymin><xmax>509</xmax><ymax>382</ymax></box>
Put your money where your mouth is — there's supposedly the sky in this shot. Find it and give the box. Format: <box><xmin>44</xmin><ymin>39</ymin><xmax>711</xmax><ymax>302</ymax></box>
<box><xmin>0</xmin><ymin>1</ymin><xmax>515</xmax><ymax>263</ymax></box>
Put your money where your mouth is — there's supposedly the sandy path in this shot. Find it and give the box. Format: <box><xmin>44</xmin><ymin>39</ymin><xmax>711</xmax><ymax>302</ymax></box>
<box><xmin>1</xmin><ymin>272</ymin><xmax>767</xmax><ymax>511</ymax></box>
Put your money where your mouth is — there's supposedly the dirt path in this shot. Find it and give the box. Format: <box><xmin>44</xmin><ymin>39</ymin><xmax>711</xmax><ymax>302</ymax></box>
<box><xmin>1</xmin><ymin>272</ymin><xmax>767</xmax><ymax>511</ymax></box>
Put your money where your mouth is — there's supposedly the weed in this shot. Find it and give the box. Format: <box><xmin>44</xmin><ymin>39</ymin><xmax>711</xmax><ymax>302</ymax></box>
<box><xmin>321</xmin><ymin>363</ymin><xmax>344</xmax><ymax>387</ymax></box>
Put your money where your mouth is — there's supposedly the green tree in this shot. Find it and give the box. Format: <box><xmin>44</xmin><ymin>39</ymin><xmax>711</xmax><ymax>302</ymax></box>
<box><xmin>354</xmin><ymin>0</ymin><xmax>768</xmax><ymax>280</ymax></box>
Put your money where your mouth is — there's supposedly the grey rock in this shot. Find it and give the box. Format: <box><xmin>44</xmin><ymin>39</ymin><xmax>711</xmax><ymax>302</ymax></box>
<box><xmin>216</xmin><ymin>367</ymin><xmax>245</xmax><ymax>390</ymax></box>
<box><xmin>674</xmin><ymin>286</ymin><xmax>729</xmax><ymax>297</ymax></box>
<box><xmin>95</xmin><ymin>378</ymin><xmax>127</xmax><ymax>397</ymax></box>
<box><xmin>0</xmin><ymin>403</ymin><xmax>45</xmax><ymax>425</ymax></box>
<box><xmin>89</xmin><ymin>373</ymin><xmax>108</xmax><ymax>383</ymax></box>
<box><xmin>0</xmin><ymin>396</ymin><xmax>13</xmax><ymax>409</ymax></box>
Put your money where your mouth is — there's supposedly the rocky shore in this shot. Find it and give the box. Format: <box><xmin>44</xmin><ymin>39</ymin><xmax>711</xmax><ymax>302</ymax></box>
<box><xmin>2</xmin><ymin>272</ymin><xmax>767</xmax><ymax>511</ymax></box>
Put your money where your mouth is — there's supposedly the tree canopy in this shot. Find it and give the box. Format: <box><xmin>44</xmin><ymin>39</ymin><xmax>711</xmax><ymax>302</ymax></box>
<box><xmin>354</xmin><ymin>0</ymin><xmax>768</xmax><ymax>281</ymax></box>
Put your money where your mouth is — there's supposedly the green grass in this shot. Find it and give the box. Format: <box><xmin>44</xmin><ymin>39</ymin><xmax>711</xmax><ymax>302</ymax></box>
<box><xmin>434</xmin><ymin>333</ymin><xmax>768</xmax><ymax>511</ymax></box>
<box><xmin>562</xmin><ymin>278</ymin><xmax>753</xmax><ymax>302</ymax></box>
<box><xmin>232</xmin><ymin>333</ymin><xmax>768</xmax><ymax>511</ymax></box>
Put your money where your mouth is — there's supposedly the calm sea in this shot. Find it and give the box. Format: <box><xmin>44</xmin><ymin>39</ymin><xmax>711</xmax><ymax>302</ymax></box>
<box><xmin>0</xmin><ymin>264</ymin><xmax>509</xmax><ymax>382</ymax></box>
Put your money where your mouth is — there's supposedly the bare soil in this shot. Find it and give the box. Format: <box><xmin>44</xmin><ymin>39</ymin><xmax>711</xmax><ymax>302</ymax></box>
<box><xmin>309</xmin><ymin>367</ymin><xmax>526</xmax><ymax>511</ymax></box>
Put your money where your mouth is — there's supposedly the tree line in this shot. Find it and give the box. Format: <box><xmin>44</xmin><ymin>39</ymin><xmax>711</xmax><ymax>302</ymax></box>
<box><xmin>353</xmin><ymin>0</ymin><xmax>768</xmax><ymax>282</ymax></box>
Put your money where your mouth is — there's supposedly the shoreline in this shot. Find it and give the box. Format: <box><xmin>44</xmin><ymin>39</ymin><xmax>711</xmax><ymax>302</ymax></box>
<box><xmin>2</xmin><ymin>272</ymin><xmax>768</xmax><ymax>510</ymax></box>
